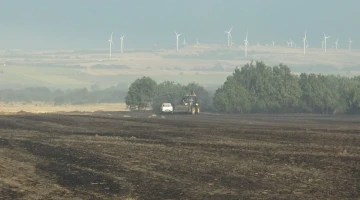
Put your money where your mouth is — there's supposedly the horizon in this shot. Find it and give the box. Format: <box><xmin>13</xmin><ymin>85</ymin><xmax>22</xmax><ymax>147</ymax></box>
<box><xmin>0</xmin><ymin>0</ymin><xmax>358</xmax><ymax>50</ymax></box>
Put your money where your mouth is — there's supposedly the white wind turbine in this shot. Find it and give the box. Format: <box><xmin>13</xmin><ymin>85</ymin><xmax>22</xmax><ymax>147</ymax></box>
<box><xmin>183</xmin><ymin>38</ymin><xmax>187</xmax><ymax>46</ymax></box>
<box><xmin>349</xmin><ymin>38</ymin><xmax>353</xmax><ymax>50</ymax></box>
<box><xmin>108</xmin><ymin>32</ymin><xmax>114</xmax><ymax>57</ymax></box>
<box><xmin>272</xmin><ymin>41</ymin><xmax>275</xmax><ymax>47</ymax></box>
<box><xmin>174</xmin><ymin>30</ymin><xmax>182</xmax><ymax>51</ymax></box>
<box><xmin>244</xmin><ymin>31</ymin><xmax>249</xmax><ymax>58</ymax></box>
<box><xmin>120</xmin><ymin>35</ymin><xmax>125</xmax><ymax>54</ymax></box>
<box><xmin>323</xmin><ymin>32</ymin><xmax>331</xmax><ymax>52</ymax></box>
<box><xmin>224</xmin><ymin>26</ymin><xmax>233</xmax><ymax>46</ymax></box>
<box><xmin>289</xmin><ymin>39</ymin><xmax>294</xmax><ymax>48</ymax></box>
<box><xmin>196</xmin><ymin>38</ymin><xmax>199</xmax><ymax>45</ymax></box>
<box><xmin>303</xmin><ymin>31</ymin><xmax>307</xmax><ymax>54</ymax></box>
<box><xmin>286</xmin><ymin>41</ymin><xmax>290</xmax><ymax>47</ymax></box>
<box><xmin>334</xmin><ymin>38</ymin><xmax>338</xmax><ymax>50</ymax></box>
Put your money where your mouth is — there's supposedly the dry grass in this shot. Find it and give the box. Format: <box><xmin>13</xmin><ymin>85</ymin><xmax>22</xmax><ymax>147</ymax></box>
<box><xmin>0</xmin><ymin>102</ymin><xmax>127</xmax><ymax>114</ymax></box>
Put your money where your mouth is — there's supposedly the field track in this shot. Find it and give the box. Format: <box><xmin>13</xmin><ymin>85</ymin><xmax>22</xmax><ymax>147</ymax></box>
<box><xmin>0</xmin><ymin>111</ymin><xmax>359</xmax><ymax>199</ymax></box>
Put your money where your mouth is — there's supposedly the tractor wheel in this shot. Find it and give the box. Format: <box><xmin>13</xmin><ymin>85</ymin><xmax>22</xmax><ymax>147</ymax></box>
<box><xmin>196</xmin><ymin>106</ymin><xmax>200</xmax><ymax>114</ymax></box>
<box><xmin>191</xmin><ymin>106</ymin><xmax>196</xmax><ymax>115</ymax></box>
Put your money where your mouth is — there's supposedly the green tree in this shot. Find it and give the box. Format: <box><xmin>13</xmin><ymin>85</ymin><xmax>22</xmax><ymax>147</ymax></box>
<box><xmin>343</xmin><ymin>77</ymin><xmax>360</xmax><ymax>113</ymax></box>
<box><xmin>299</xmin><ymin>74</ymin><xmax>343</xmax><ymax>114</ymax></box>
<box><xmin>271</xmin><ymin>64</ymin><xmax>302</xmax><ymax>112</ymax></box>
<box><xmin>213</xmin><ymin>76</ymin><xmax>251</xmax><ymax>113</ymax></box>
<box><xmin>213</xmin><ymin>61</ymin><xmax>304</xmax><ymax>113</ymax></box>
<box><xmin>125</xmin><ymin>76</ymin><xmax>157</xmax><ymax>110</ymax></box>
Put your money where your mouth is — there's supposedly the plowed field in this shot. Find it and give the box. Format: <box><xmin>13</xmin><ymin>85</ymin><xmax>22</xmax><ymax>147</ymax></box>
<box><xmin>0</xmin><ymin>112</ymin><xmax>359</xmax><ymax>199</ymax></box>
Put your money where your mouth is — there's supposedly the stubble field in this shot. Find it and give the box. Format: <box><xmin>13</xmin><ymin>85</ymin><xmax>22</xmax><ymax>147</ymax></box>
<box><xmin>2</xmin><ymin>45</ymin><xmax>360</xmax><ymax>89</ymax></box>
<box><xmin>0</xmin><ymin>111</ymin><xmax>359</xmax><ymax>199</ymax></box>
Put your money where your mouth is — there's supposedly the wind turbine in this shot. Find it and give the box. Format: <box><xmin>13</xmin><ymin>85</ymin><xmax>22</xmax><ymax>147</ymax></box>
<box><xmin>272</xmin><ymin>41</ymin><xmax>275</xmax><ymax>47</ymax></box>
<box><xmin>321</xmin><ymin>40</ymin><xmax>324</xmax><ymax>49</ymax></box>
<box><xmin>286</xmin><ymin>41</ymin><xmax>290</xmax><ymax>47</ymax></box>
<box><xmin>224</xmin><ymin>26</ymin><xmax>233</xmax><ymax>46</ymax></box>
<box><xmin>289</xmin><ymin>39</ymin><xmax>294</xmax><ymax>48</ymax></box>
<box><xmin>334</xmin><ymin>38</ymin><xmax>338</xmax><ymax>50</ymax></box>
<box><xmin>120</xmin><ymin>35</ymin><xmax>125</xmax><ymax>54</ymax></box>
<box><xmin>183</xmin><ymin>38</ymin><xmax>187</xmax><ymax>46</ymax></box>
<box><xmin>244</xmin><ymin>30</ymin><xmax>249</xmax><ymax>58</ymax></box>
<box><xmin>323</xmin><ymin>32</ymin><xmax>331</xmax><ymax>52</ymax></box>
<box><xmin>108</xmin><ymin>32</ymin><xmax>114</xmax><ymax>57</ymax></box>
<box><xmin>174</xmin><ymin>30</ymin><xmax>182</xmax><ymax>51</ymax></box>
<box><xmin>303</xmin><ymin>31</ymin><xmax>307</xmax><ymax>54</ymax></box>
<box><xmin>349</xmin><ymin>38</ymin><xmax>353</xmax><ymax>50</ymax></box>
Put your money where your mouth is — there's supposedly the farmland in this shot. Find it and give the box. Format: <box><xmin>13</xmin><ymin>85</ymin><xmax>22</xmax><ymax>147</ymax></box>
<box><xmin>1</xmin><ymin>45</ymin><xmax>360</xmax><ymax>90</ymax></box>
<box><xmin>0</xmin><ymin>111</ymin><xmax>359</xmax><ymax>199</ymax></box>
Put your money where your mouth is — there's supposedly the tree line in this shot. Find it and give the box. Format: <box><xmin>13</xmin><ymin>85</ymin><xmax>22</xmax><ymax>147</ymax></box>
<box><xmin>0</xmin><ymin>85</ymin><xmax>127</xmax><ymax>105</ymax></box>
<box><xmin>126</xmin><ymin>61</ymin><xmax>360</xmax><ymax>114</ymax></box>
<box><xmin>125</xmin><ymin>77</ymin><xmax>212</xmax><ymax>112</ymax></box>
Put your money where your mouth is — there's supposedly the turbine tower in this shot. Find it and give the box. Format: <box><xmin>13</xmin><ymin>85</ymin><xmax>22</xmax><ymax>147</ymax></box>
<box><xmin>334</xmin><ymin>39</ymin><xmax>338</xmax><ymax>50</ymax></box>
<box><xmin>120</xmin><ymin>35</ymin><xmax>125</xmax><ymax>54</ymax></box>
<box><xmin>303</xmin><ymin>31</ymin><xmax>307</xmax><ymax>54</ymax></box>
<box><xmin>289</xmin><ymin>39</ymin><xmax>294</xmax><ymax>48</ymax></box>
<box><xmin>272</xmin><ymin>41</ymin><xmax>275</xmax><ymax>47</ymax></box>
<box><xmin>108</xmin><ymin>32</ymin><xmax>114</xmax><ymax>57</ymax></box>
<box><xmin>196</xmin><ymin>38</ymin><xmax>199</xmax><ymax>45</ymax></box>
<box><xmin>323</xmin><ymin>32</ymin><xmax>331</xmax><ymax>53</ymax></box>
<box><xmin>174</xmin><ymin>30</ymin><xmax>182</xmax><ymax>51</ymax></box>
<box><xmin>349</xmin><ymin>38</ymin><xmax>353</xmax><ymax>50</ymax></box>
<box><xmin>244</xmin><ymin>31</ymin><xmax>249</xmax><ymax>58</ymax></box>
<box><xmin>183</xmin><ymin>38</ymin><xmax>187</xmax><ymax>46</ymax></box>
<box><xmin>224</xmin><ymin>26</ymin><xmax>233</xmax><ymax>46</ymax></box>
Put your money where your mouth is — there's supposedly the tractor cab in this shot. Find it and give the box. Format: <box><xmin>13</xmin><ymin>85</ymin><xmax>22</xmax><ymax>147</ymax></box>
<box><xmin>182</xmin><ymin>91</ymin><xmax>197</xmax><ymax>105</ymax></box>
<box><xmin>173</xmin><ymin>90</ymin><xmax>200</xmax><ymax>114</ymax></box>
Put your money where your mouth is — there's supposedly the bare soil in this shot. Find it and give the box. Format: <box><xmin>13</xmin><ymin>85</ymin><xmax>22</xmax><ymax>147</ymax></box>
<box><xmin>0</xmin><ymin>111</ymin><xmax>359</xmax><ymax>199</ymax></box>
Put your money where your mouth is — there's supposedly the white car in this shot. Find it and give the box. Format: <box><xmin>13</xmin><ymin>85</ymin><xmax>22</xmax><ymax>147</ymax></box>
<box><xmin>161</xmin><ymin>103</ymin><xmax>173</xmax><ymax>113</ymax></box>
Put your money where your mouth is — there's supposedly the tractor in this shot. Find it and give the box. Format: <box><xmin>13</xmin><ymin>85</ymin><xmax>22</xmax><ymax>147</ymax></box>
<box><xmin>173</xmin><ymin>90</ymin><xmax>200</xmax><ymax>115</ymax></box>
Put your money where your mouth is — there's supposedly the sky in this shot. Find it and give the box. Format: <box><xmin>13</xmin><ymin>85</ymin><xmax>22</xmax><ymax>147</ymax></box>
<box><xmin>0</xmin><ymin>0</ymin><xmax>358</xmax><ymax>50</ymax></box>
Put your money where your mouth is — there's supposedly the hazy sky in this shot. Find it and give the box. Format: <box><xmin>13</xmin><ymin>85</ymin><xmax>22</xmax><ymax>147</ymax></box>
<box><xmin>0</xmin><ymin>0</ymin><xmax>358</xmax><ymax>50</ymax></box>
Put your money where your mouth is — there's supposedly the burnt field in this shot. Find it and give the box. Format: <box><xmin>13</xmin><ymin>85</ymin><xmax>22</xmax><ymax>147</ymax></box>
<box><xmin>0</xmin><ymin>112</ymin><xmax>359</xmax><ymax>199</ymax></box>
